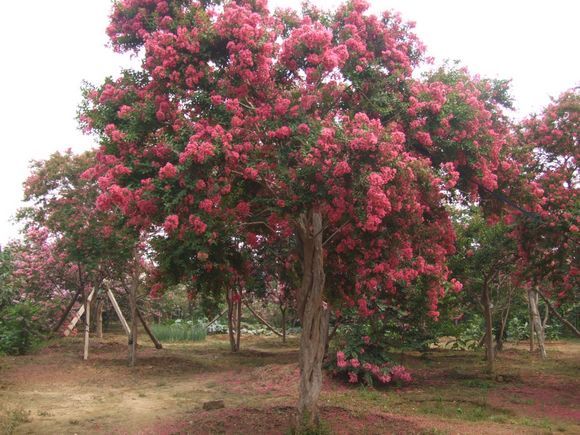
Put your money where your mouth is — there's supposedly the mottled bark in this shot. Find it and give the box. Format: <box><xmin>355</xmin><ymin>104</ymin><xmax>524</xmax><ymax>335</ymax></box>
<box><xmin>295</xmin><ymin>209</ymin><xmax>328</xmax><ymax>427</ymax></box>
<box><xmin>227</xmin><ymin>287</ymin><xmax>242</xmax><ymax>352</ymax></box>
<box><xmin>481</xmin><ymin>280</ymin><xmax>494</xmax><ymax>374</ymax></box>
<box><xmin>96</xmin><ymin>299</ymin><xmax>103</xmax><ymax>339</ymax></box>
<box><xmin>528</xmin><ymin>288</ymin><xmax>547</xmax><ymax>359</ymax></box>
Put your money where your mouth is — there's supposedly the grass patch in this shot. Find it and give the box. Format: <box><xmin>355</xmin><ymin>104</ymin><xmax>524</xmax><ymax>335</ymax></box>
<box><xmin>0</xmin><ymin>406</ymin><xmax>31</xmax><ymax>434</ymax></box>
<box><xmin>417</xmin><ymin>398</ymin><xmax>511</xmax><ymax>422</ymax></box>
<box><xmin>151</xmin><ymin>321</ymin><xmax>207</xmax><ymax>342</ymax></box>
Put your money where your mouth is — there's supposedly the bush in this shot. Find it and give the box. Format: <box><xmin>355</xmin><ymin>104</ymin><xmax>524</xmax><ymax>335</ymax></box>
<box><xmin>151</xmin><ymin>319</ymin><xmax>207</xmax><ymax>342</ymax></box>
<box><xmin>444</xmin><ymin>315</ymin><xmax>483</xmax><ymax>351</ymax></box>
<box><xmin>0</xmin><ymin>303</ymin><xmax>45</xmax><ymax>355</ymax></box>
<box><xmin>328</xmin><ymin>307</ymin><xmax>412</xmax><ymax>387</ymax></box>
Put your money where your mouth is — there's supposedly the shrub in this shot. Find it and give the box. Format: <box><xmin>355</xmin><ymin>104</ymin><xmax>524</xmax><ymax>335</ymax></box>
<box><xmin>0</xmin><ymin>302</ymin><xmax>45</xmax><ymax>355</ymax></box>
<box><xmin>327</xmin><ymin>307</ymin><xmax>412</xmax><ymax>387</ymax></box>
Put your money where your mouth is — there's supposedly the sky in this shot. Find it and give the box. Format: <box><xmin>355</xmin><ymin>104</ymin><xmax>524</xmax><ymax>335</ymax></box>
<box><xmin>0</xmin><ymin>0</ymin><xmax>578</xmax><ymax>245</ymax></box>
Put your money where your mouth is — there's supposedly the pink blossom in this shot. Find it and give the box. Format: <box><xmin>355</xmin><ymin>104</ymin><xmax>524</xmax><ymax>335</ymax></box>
<box><xmin>189</xmin><ymin>215</ymin><xmax>207</xmax><ymax>235</ymax></box>
<box><xmin>159</xmin><ymin>162</ymin><xmax>177</xmax><ymax>179</ymax></box>
<box><xmin>163</xmin><ymin>215</ymin><xmax>179</xmax><ymax>233</ymax></box>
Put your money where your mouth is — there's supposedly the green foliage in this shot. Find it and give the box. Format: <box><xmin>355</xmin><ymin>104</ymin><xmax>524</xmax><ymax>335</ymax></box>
<box><xmin>0</xmin><ymin>247</ymin><xmax>17</xmax><ymax>312</ymax></box>
<box><xmin>0</xmin><ymin>302</ymin><xmax>45</xmax><ymax>356</ymax></box>
<box><xmin>150</xmin><ymin>319</ymin><xmax>207</xmax><ymax>342</ymax></box>
<box><xmin>444</xmin><ymin>315</ymin><xmax>483</xmax><ymax>351</ymax></box>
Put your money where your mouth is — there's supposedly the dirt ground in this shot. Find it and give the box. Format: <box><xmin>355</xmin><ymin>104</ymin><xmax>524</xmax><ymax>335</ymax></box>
<box><xmin>0</xmin><ymin>334</ymin><xmax>578</xmax><ymax>434</ymax></box>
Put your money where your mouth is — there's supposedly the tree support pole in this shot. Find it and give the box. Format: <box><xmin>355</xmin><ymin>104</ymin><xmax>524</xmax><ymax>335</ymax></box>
<box><xmin>136</xmin><ymin>308</ymin><xmax>163</xmax><ymax>349</ymax></box>
<box><xmin>244</xmin><ymin>301</ymin><xmax>283</xmax><ymax>337</ymax></box>
<box><xmin>64</xmin><ymin>288</ymin><xmax>95</xmax><ymax>337</ymax></box>
<box><xmin>52</xmin><ymin>287</ymin><xmax>83</xmax><ymax>333</ymax></box>
<box><xmin>106</xmin><ymin>289</ymin><xmax>131</xmax><ymax>336</ymax></box>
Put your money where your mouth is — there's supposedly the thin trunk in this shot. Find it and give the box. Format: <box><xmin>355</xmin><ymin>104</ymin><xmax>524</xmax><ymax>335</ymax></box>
<box><xmin>227</xmin><ymin>288</ymin><xmax>241</xmax><ymax>352</ymax></box>
<box><xmin>128</xmin><ymin>267</ymin><xmax>139</xmax><ymax>367</ymax></box>
<box><xmin>295</xmin><ymin>209</ymin><xmax>328</xmax><ymax>428</ymax></box>
<box><xmin>542</xmin><ymin>303</ymin><xmax>549</xmax><ymax>329</ymax></box>
<box><xmin>536</xmin><ymin>288</ymin><xmax>580</xmax><ymax>337</ymax></box>
<box><xmin>96</xmin><ymin>299</ymin><xmax>103</xmax><ymax>339</ymax></box>
<box><xmin>236</xmin><ymin>292</ymin><xmax>242</xmax><ymax>351</ymax></box>
<box><xmin>528</xmin><ymin>288</ymin><xmax>547</xmax><ymax>359</ymax></box>
<box><xmin>496</xmin><ymin>291</ymin><xmax>512</xmax><ymax>352</ymax></box>
<box><xmin>528</xmin><ymin>293</ymin><xmax>535</xmax><ymax>352</ymax></box>
<box><xmin>83</xmin><ymin>289</ymin><xmax>91</xmax><ymax>361</ymax></box>
<box><xmin>136</xmin><ymin>308</ymin><xmax>163</xmax><ymax>349</ymax></box>
<box><xmin>481</xmin><ymin>281</ymin><xmax>494</xmax><ymax>374</ymax></box>
<box><xmin>478</xmin><ymin>332</ymin><xmax>486</xmax><ymax>348</ymax></box>
<box><xmin>281</xmin><ymin>306</ymin><xmax>287</xmax><ymax>344</ymax></box>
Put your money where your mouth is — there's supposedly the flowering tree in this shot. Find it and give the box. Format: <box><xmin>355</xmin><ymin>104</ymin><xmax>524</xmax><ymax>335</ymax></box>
<box><xmin>18</xmin><ymin>150</ymin><xmax>144</xmax><ymax>361</ymax></box>
<box><xmin>80</xmin><ymin>0</ymin><xmax>512</xmax><ymax>424</ymax></box>
<box><xmin>511</xmin><ymin>88</ymin><xmax>580</xmax><ymax>356</ymax></box>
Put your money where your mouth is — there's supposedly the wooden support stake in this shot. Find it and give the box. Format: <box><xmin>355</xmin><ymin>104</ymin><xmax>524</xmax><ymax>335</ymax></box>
<box><xmin>106</xmin><ymin>289</ymin><xmax>131</xmax><ymax>336</ymax></box>
<box><xmin>52</xmin><ymin>287</ymin><xmax>83</xmax><ymax>333</ymax></box>
<box><xmin>64</xmin><ymin>288</ymin><xmax>95</xmax><ymax>337</ymax></box>
<box><xmin>136</xmin><ymin>308</ymin><xmax>163</xmax><ymax>349</ymax></box>
<box><xmin>244</xmin><ymin>301</ymin><xmax>283</xmax><ymax>337</ymax></box>
<box><xmin>206</xmin><ymin>308</ymin><xmax>228</xmax><ymax>329</ymax></box>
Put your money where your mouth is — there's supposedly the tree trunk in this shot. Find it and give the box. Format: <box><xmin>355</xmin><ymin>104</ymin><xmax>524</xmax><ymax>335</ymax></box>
<box><xmin>295</xmin><ymin>209</ymin><xmax>328</xmax><ymax>427</ymax></box>
<box><xmin>281</xmin><ymin>306</ymin><xmax>287</xmax><ymax>344</ymax></box>
<box><xmin>83</xmin><ymin>288</ymin><xmax>91</xmax><ymax>361</ymax></box>
<box><xmin>528</xmin><ymin>294</ymin><xmax>535</xmax><ymax>352</ymax></box>
<box><xmin>536</xmin><ymin>288</ymin><xmax>580</xmax><ymax>337</ymax></box>
<box><xmin>495</xmin><ymin>290</ymin><xmax>512</xmax><ymax>352</ymax></box>
<box><xmin>481</xmin><ymin>281</ymin><xmax>494</xmax><ymax>374</ymax></box>
<box><xmin>542</xmin><ymin>302</ymin><xmax>549</xmax><ymax>329</ymax></box>
<box><xmin>128</xmin><ymin>271</ymin><xmax>139</xmax><ymax>367</ymax></box>
<box><xmin>227</xmin><ymin>287</ymin><xmax>241</xmax><ymax>352</ymax></box>
<box><xmin>528</xmin><ymin>288</ymin><xmax>547</xmax><ymax>359</ymax></box>
<box><xmin>96</xmin><ymin>299</ymin><xmax>103</xmax><ymax>339</ymax></box>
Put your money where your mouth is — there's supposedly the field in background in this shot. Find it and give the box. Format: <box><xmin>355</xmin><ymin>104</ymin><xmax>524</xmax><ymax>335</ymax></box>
<box><xmin>0</xmin><ymin>334</ymin><xmax>578</xmax><ymax>434</ymax></box>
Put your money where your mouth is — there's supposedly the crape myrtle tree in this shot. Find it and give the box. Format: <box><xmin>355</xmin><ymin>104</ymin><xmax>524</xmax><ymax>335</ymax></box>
<box><xmin>511</xmin><ymin>88</ymin><xmax>580</xmax><ymax>355</ymax></box>
<box><xmin>80</xmin><ymin>0</ymin><xmax>512</xmax><ymax>424</ymax></box>
<box><xmin>18</xmin><ymin>150</ymin><xmax>143</xmax><ymax>361</ymax></box>
<box><xmin>10</xmin><ymin>226</ymin><xmax>80</xmax><ymax>328</ymax></box>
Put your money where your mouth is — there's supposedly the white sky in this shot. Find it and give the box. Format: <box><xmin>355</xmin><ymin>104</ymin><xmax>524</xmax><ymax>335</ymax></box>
<box><xmin>0</xmin><ymin>0</ymin><xmax>578</xmax><ymax>245</ymax></box>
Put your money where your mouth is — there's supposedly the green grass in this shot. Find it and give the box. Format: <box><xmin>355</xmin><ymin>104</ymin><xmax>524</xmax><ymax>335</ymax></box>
<box><xmin>150</xmin><ymin>321</ymin><xmax>207</xmax><ymax>342</ymax></box>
